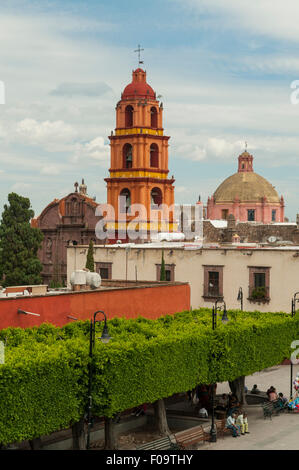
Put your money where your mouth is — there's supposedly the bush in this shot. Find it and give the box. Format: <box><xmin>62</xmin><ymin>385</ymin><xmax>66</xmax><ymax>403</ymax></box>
<box><xmin>1</xmin><ymin>309</ymin><xmax>299</xmax><ymax>444</ymax></box>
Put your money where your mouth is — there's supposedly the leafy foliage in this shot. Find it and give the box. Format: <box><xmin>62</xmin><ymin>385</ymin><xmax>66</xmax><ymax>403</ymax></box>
<box><xmin>85</xmin><ymin>240</ymin><xmax>95</xmax><ymax>272</ymax></box>
<box><xmin>0</xmin><ymin>308</ymin><xmax>299</xmax><ymax>444</ymax></box>
<box><xmin>160</xmin><ymin>249</ymin><xmax>166</xmax><ymax>281</ymax></box>
<box><xmin>0</xmin><ymin>193</ymin><xmax>43</xmax><ymax>286</ymax></box>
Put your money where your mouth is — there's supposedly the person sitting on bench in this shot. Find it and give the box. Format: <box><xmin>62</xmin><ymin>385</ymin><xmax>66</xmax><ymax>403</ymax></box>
<box><xmin>251</xmin><ymin>384</ymin><xmax>260</xmax><ymax>394</ymax></box>
<box><xmin>236</xmin><ymin>410</ymin><xmax>250</xmax><ymax>435</ymax></box>
<box><xmin>216</xmin><ymin>393</ymin><xmax>229</xmax><ymax>412</ymax></box>
<box><xmin>226</xmin><ymin>412</ymin><xmax>240</xmax><ymax>438</ymax></box>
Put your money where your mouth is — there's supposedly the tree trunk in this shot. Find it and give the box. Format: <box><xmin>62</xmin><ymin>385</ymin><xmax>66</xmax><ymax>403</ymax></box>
<box><xmin>105</xmin><ymin>417</ymin><xmax>117</xmax><ymax>450</ymax></box>
<box><xmin>229</xmin><ymin>376</ymin><xmax>247</xmax><ymax>405</ymax></box>
<box><xmin>153</xmin><ymin>399</ymin><xmax>170</xmax><ymax>436</ymax></box>
<box><xmin>72</xmin><ymin>419</ymin><xmax>86</xmax><ymax>450</ymax></box>
<box><xmin>29</xmin><ymin>438</ymin><xmax>42</xmax><ymax>450</ymax></box>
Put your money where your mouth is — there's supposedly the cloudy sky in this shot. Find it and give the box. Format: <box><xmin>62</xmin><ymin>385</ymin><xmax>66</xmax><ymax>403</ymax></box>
<box><xmin>0</xmin><ymin>0</ymin><xmax>299</xmax><ymax>219</ymax></box>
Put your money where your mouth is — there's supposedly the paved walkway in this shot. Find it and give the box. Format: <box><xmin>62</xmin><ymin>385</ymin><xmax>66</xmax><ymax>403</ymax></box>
<box><xmin>200</xmin><ymin>364</ymin><xmax>299</xmax><ymax>450</ymax></box>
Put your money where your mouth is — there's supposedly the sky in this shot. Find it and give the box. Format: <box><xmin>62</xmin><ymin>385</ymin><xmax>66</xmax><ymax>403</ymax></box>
<box><xmin>0</xmin><ymin>0</ymin><xmax>299</xmax><ymax>220</ymax></box>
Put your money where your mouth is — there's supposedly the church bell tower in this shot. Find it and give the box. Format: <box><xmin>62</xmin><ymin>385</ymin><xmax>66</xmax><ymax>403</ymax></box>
<box><xmin>105</xmin><ymin>67</ymin><xmax>176</xmax><ymax>242</ymax></box>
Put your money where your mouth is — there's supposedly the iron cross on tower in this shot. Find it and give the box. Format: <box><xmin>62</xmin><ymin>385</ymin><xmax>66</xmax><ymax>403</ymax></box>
<box><xmin>134</xmin><ymin>44</ymin><xmax>144</xmax><ymax>65</ymax></box>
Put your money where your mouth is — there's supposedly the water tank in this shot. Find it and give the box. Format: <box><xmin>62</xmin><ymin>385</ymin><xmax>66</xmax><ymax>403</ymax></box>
<box><xmin>88</xmin><ymin>272</ymin><xmax>101</xmax><ymax>289</ymax></box>
<box><xmin>70</xmin><ymin>270</ymin><xmax>87</xmax><ymax>285</ymax></box>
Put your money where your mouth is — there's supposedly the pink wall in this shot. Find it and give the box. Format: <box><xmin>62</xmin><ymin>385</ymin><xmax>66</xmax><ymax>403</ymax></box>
<box><xmin>207</xmin><ymin>201</ymin><xmax>284</xmax><ymax>223</ymax></box>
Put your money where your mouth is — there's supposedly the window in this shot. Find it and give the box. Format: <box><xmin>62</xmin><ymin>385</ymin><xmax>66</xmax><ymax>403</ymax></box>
<box><xmin>151</xmin><ymin>187</ymin><xmax>162</xmax><ymax>208</ymax></box>
<box><xmin>248</xmin><ymin>267</ymin><xmax>270</xmax><ymax>302</ymax></box>
<box><xmin>123</xmin><ymin>143</ymin><xmax>133</xmax><ymax>168</ymax></box>
<box><xmin>151</xmin><ymin>107</ymin><xmax>158</xmax><ymax>128</ymax></box>
<box><xmin>125</xmin><ymin>105</ymin><xmax>134</xmax><ymax>127</ymax></box>
<box><xmin>222</xmin><ymin>209</ymin><xmax>229</xmax><ymax>220</ymax></box>
<box><xmin>272</xmin><ymin>210</ymin><xmax>276</xmax><ymax>222</ymax></box>
<box><xmin>95</xmin><ymin>262</ymin><xmax>112</xmax><ymax>280</ymax></box>
<box><xmin>247</xmin><ymin>209</ymin><xmax>255</xmax><ymax>221</ymax></box>
<box><xmin>203</xmin><ymin>266</ymin><xmax>223</xmax><ymax>300</ymax></box>
<box><xmin>156</xmin><ymin>264</ymin><xmax>175</xmax><ymax>282</ymax></box>
<box><xmin>150</xmin><ymin>143</ymin><xmax>159</xmax><ymax>167</ymax></box>
<box><xmin>119</xmin><ymin>188</ymin><xmax>131</xmax><ymax>214</ymax></box>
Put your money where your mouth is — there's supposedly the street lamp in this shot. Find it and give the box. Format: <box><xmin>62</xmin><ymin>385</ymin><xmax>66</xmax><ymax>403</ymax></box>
<box><xmin>290</xmin><ymin>293</ymin><xmax>299</xmax><ymax>400</ymax></box>
<box><xmin>86</xmin><ymin>310</ymin><xmax>111</xmax><ymax>450</ymax></box>
<box><xmin>237</xmin><ymin>287</ymin><xmax>243</xmax><ymax>311</ymax></box>
<box><xmin>210</xmin><ymin>300</ymin><xmax>229</xmax><ymax>442</ymax></box>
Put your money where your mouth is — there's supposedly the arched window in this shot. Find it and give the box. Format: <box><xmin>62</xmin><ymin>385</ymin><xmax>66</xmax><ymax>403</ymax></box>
<box><xmin>151</xmin><ymin>107</ymin><xmax>158</xmax><ymax>128</ymax></box>
<box><xmin>125</xmin><ymin>105</ymin><xmax>134</xmax><ymax>127</ymax></box>
<box><xmin>151</xmin><ymin>187</ymin><xmax>162</xmax><ymax>208</ymax></box>
<box><xmin>150</xmin><ymin>143</ymin><xmax>159</xmax><ymax>168</ymax></box>
<box><xmin>123</xmin><ymin>143</ymin><xmax>133</xmax><ymax>168</ymax></box>
<box><xmin>119</xmin><ymin>188</ymin><xmax>131</xmax><ymax>213</ymax></box>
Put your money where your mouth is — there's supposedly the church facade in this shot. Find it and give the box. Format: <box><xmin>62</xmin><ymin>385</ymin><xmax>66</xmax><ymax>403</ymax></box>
<box><xmin>31</xmin><ymin>181</ymin><xmax>100</xmax><ymax>286</ymax></box>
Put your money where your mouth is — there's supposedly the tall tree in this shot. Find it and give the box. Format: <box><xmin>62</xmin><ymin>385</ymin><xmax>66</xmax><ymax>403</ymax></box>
<box><xmin>85</xmin><ymin>240</ymin><xmax>95</xmax><ymax>272</ymax></box>
<box><xmin>0</xmin><ymin>193</ymin><xmax>43</xmax><ymax>287</ymax></box>
<box><xmin>160</xmin><ymin>249</ymin><xmax>166</xmax><ymax>281</ymax></box>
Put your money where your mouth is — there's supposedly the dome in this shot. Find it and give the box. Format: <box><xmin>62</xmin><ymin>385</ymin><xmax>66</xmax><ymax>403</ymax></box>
<box><xmin>122</xmin><ymin>68</ymin><xmax>156</xmax><ymax>100</ymax></box>
<box><xmin>213</xmin><ymin>171</ymin><xmax>280</xmax><ymax>203</ymax></box>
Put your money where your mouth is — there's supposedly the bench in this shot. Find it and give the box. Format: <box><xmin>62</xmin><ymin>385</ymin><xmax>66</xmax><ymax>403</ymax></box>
<box><xmin>215</xmin><ymin>419</ymin><xmax>231</xmax><ymax>438</ymax></box>
<box><xmin>136</xmin><ymin>434</ymin><xmax>180</xmax><ymax>450</ymax></box>
<box><xmin>174</xmin><ymin>425</ymin><xmax>210</xmax><ymax>449</ymax></box>
<box><xmin>261</xmin><ymin>400</ymin><xmax>284</xmax><ymax>419</ymax></box>
<box><xmin>261</xmin><ymin>401</ymin><xmax>274</xmax><ymax>419</ymax></box>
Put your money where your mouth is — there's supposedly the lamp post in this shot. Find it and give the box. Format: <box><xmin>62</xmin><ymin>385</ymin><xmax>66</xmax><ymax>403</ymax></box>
<box><xmin>237</xmin><ymin>287</ymin><xmax>243</xmax><ymax>311</ymax></box>
<box><xmin>290</xmin><ymin>293</ymin><xmax>299</xmax><ymax>400</ymax></box>
<box><xmin>86</xmin><ymin>310</ymin><xmax>111</xmax><ymax>450</ymax></box>
<box><xmin>210</xmin><ymin>300</ymin><xmax>229</xmax><ymax>443</ymax></box>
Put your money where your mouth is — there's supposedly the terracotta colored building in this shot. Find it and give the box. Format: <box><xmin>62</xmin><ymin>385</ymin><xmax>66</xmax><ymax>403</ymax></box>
<box><xmin>206</xmin><ymin>150</ymin><xmax>285</xmax><ymax>223</ymax></box>
<box><xmin>32</xmin><ymin>180</ymin><xmax>100</xmax><ymax>285</ymax></box>
<box><xmin>0</xmin><ymin>280</ymin><xmax>190</xmax><ymax>330</ymax></box>
<box><xmin>104</xmin><ymin>68</ymin><xmax>177</xmax><ymax>242</ymax></box>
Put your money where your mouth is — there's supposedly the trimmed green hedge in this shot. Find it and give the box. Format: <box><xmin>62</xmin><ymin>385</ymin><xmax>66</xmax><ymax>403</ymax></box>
<box><xmin>0</xmin><ymin>309</ymin><xmax>299</xmax><ymax>445</ymax></box>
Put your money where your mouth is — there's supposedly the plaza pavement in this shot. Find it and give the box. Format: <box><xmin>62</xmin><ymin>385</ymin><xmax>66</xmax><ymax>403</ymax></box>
<box><xmin>200</xmin><ymin>364</ymin><xmax>299</xmax><ymax>450</ymax></box>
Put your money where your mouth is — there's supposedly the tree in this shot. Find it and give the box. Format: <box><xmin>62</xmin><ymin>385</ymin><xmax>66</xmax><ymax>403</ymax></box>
<box><xmin>0</xmin><ymin>193</ymin><xmax>43</xmax><ymax>287</ymax></box>
<box><xmin>160</xmin><ymin>249</ymin><xmax>166</xmax><ymax>281</ymax></box>
<box><xmin>85</xmin><ymin>240</ymin><xmax>95</xmax><ymax>272</ymax></box>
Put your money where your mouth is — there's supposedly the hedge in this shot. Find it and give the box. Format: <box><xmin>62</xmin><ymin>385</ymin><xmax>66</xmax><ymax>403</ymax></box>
<box><xmin>0</xmin><ymin>309</ymin><xmax>299</xmax><ymax>445</ymax></box>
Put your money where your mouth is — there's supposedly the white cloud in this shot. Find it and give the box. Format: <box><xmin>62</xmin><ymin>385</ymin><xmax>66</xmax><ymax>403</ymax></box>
<box><xmin>40</xmin><ymin>165</ymin><xmax>61</xmax><ymax>175</ymax></box>
<box><xmin>11</xmin><ymin>182</ymin><xmax>32</xmax><ymax>192</ymax></box>
<box><xmin>50</xmin><ymin>82</ymin><xmax>113</xmax><ymax>97</ymax></box>
<box><xmin>182</xmin><ymin>0</ymin><xmax>299</xmax><ymax>42</ymax></box>
<box><xmin>15</xmin><ymin>118</ymin><xmax>76</xmax><ymax>150</ymax></box>
<box><xmin>71</xmin><ymin>136</ymin><xmax>110</xmax><ymax>166</ymax></box>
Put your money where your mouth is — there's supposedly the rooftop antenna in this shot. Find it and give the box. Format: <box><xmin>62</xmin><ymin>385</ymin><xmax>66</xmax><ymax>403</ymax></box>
<box><xmin>134</xmin><ymin>44</ymin><xmax>144</xmax><ymax>66</ymax></box>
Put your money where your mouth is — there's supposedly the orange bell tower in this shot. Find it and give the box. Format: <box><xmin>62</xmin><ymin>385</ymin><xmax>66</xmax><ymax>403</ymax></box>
<box><xmin>105</xmin><ymin>67</ymin><xmax>176</xmax><ymax>242</ymax></box>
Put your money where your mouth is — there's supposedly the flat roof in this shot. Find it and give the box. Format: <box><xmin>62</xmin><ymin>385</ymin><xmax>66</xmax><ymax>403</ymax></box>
<box><xmin>69</xmin><ymin>242</ymin><xmax>299</xmax><ymax>252</ymax></box>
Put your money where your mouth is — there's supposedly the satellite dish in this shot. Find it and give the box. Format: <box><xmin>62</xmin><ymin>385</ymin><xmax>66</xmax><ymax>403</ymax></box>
<box><xmin>268</xmin><ymin>236</ymin><xmax>277</xmax><ymax>243</ymax></box>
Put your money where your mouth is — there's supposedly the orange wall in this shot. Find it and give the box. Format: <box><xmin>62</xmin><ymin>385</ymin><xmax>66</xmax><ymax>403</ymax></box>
<box><xmin>0</xmin><ymin>283</ymin><xmax>190</xmax><ymax>329</ymax></box>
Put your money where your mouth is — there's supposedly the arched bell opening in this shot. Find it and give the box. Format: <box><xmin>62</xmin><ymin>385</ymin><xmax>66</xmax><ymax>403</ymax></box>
<box><xmin>123</xmin><ymin>143</ymin><xmax>133</xmax><ymax>169</ymax></box>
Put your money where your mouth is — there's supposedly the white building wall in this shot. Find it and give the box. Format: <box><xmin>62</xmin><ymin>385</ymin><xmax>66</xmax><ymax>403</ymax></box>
<box><xmin>67</xmin><ymin>245</ymin><xmax>299</xmax><ymax>313</ymax></box>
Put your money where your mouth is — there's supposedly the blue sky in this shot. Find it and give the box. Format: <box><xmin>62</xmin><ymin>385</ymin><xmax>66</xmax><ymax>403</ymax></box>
<box><xmin>0</xmin><ymin>0</ymin><xmax>299</xmax><ymax>219</ymax></box>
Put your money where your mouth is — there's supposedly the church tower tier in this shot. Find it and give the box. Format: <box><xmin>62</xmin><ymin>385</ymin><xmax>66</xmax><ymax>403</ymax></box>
<box><xmin>105</xmin><ymin>68</ymin><xmax>177</xmax><ymax>241</ymax></box>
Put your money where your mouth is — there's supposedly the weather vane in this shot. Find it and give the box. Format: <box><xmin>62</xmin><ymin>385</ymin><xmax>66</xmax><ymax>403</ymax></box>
<box><xmin>134</xmin><ymin>44</ymin><xmax>144</xmax><ymax>66</ymax></box>
<box><xmin>245</xmin><ymin>141</ymin><xmax>248</xmax><ymax>151</ymax></box>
